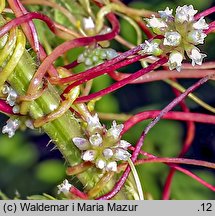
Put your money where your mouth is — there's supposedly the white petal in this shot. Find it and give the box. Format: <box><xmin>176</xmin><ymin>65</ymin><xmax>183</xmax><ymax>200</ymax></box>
<box><xmin>82</xmin><ymin>17</ymin><xmax>95</xmax><ymax>30</ymax></box>
<box><xmin>193</xmin><ymin>17</ymin><xmax>209</xmax><ymax>30</ymax></box>
<box><xmin>82</xmin><ymin>150</ymin><xmax>96</xmax><ymax>161</ymax></box>
<box><xmin>2</xmin><ymin>118</ymin><xmax>20</xmax><ymax>138</ymax></box>
<box><xmin>103</xmin><ymin>148</ymin><xmax>113</xmax><ymax>159</ymax></box>
<box><xmin>114</xmin><ymin>148</ymin><xmax>131</xmax><ymax>161</ymax></box>
<box><xmin>145</xmin><ymin>15</ymin><xmax>167</xmax><ymax>29</ymax></box>
<box><xmin>158</xmin><ymin>7</ymin><xmax>173</xmax><ymax>19</ymax></box>
<box><xmin>106</xmin><ymin>161</ymin><xmax>117</xmax><ymax>172</ymax></box>
<box><xmin>189</xmin><ymin>48</ymin><xmax>207</xmax><ymax>66</ymax></box>
<box><xmin>73</xmin><ymin>137</ymin><xmax>90</xmax><ymax>150</ymax></box>
<box><xmin>187</xmin><ymin>30</ymin><xmax>207</xmax><ymax>45</ymax></box>
<box><xmin>57</xmin><ymin>179</ymin><xmax>72</xmax><ymax>195</ymax></box>
<box><xmin>89</xmin><ymin>133</ymin><xmax>103</xmax><ymax>146</ymax></box>
<box><xmin>175</xmin><ymin>5</ymin><xmax>197</xmax><ymax>23</ymax></box>
<box><xmin>106</xmin><ymin>120</ymin><xmax>124</xmax><ymax>140</ymax></box>
<box><xmin>86</xmin><ymin>113</ymin><xmax>103</xmax><ymax>132</ymax></box>
<box><xmin>163</xmin><ymin>31</ymin><xmax>181</xmax><ymax>46</ymax></box>
<box><xmin>168</xmin><ymin>51</ymin><xmax>183</xmax><ymax>72</ymax></box>
<box><xmin>117</xmin><ymin>140</ymin><xmax>131</xmax><ymax>150</ymax></box>
<box><xmin>96</xmin><ymin>159</ymin><xmax>106</xmax><ymax>169</ymax></box>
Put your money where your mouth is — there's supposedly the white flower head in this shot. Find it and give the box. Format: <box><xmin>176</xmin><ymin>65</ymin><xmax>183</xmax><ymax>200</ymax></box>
<box><xmin>89</xmin><ymin>133</ymin><xmax>103</xmax><ymax>146</ymax></box>
<box><xmin>193</xmin><ymin>17</ymin><xmax>209</xmax><ymax>30</ymax></box>
<box><xmin>188</xmin><ymin>48</ymin><xmax>207</xmax><ymax>66</ymax></box>
<box><xmin>2</xmin><ymin>118</ymin><xmax>20</xmax><ymax>138</ymax></box>
<box><xmin>57</xmin><ymin>179</ymin><xmax>72</xmax><ymax>195</ymax></box>
<box><xmin>159</xmin><ymin>7</ymin><xmax>173</xmax><ymax>20</ymax></box>
<box><xmin>82</xmin><ymin>17</ymin><xmax>95</xmax><ymax>30</ymax></box>
<box><xmin>187</xmin><ymin>30</ymin><xmax>207</xmax><ymax>45</ymax></box>
<box><xmin>163</xmin><ymin>31</ymin><xmax>182</xmax><ymax>46</ymax></box>
<box><xmin>81</xmin><ymin>150</ymin><xmax>96</xmax><ymax>161</ymax></box>
<box><xmin>168</xmin><ymin>51</ymin><xmax>183</xmax><ymax>72</ymax></box>
<box><xmin>145</xmin><ymin>15</ymin><xmax>167</xmax><ymax>29</ymax></box>
<box><xmin>175</xmin><ymin>5</ymin><xmax>198</xmax><ymax>23</ymax></box>
<box><xmin>73</xmin><ymin>137</ymin><xmax>90</xmax><ymax>150</ymax></box>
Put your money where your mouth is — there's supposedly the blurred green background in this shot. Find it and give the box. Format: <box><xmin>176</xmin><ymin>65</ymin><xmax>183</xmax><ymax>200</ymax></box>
<box><xmin>0</xmin><ymin>0</ymin><xmax>215</xmax><ymax>199</ymax></box>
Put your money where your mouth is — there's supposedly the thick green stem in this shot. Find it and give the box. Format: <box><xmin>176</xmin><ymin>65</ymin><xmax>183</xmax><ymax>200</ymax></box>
<box><xmin>0</xmin><ymin>15</ymin><xmax>132</xmax><ymax>199</ymax></box>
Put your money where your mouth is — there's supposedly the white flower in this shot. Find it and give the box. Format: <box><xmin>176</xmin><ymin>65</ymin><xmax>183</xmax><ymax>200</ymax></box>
<box><xmin>117</xmin><ymin>140</ymin><xmax>131</xmax><ymax>150</ymax></box>
<box><xmin>145</xmin><ymin>15</ymin><xmax>167</xmax><ymax>29</ymax></box>
<box><xmin>82</xmin><ymin>17</ymin><xmax>95</xmax><ymax>30</ymax></box>
<box><xmin>2</xmin><ymin>118</ymin><xmax>20</xmax><ymax>138</ymax></box>
<box><xmin>89</xmin><ymin>133</ymin><xmax>103</xmax><ymax>146</ymax></box>
<box><xmin>168</xmin><ymin>51</ymin><xmax>183</xmax><ymax>72</ymax></box>
<box><xmin>96</xmin><ymin>159</ymin><xmax>106</xmax><ymax>169</ymax></box>
<box><xmin>187</xmin><ymin>30</ymin><xmax>207</xmax><ymax>45</ymax></box>
<box><xmin>86</xmin><ymin>114</ymin><xmax>102</xmax><ymax>132</ymax></box>
<box><xmin>193</xmin><ymin>17</ymin><xmax>209</xmax><ymax>30</ymax></box>
<box><xmin>163</xmin><ymin>31</ymin><xmax>182</xmax><ymax>46</ymax></box>
<box><xmin>188</xmin><ymin>48</ymin><xmax>207</xmax><ymax>66</ymax></box>
<box><xmin>175</xmin><ymin>5</ymin><xmax>197</xmax><ymax>23</ymax></box>
<box><xmin>73</xmin><ymin>137</ymin><xmax>90</xmax><ymax>150</ymax></box>
<box><xmin>103</xmin><ymin>148</ymin><xmax>113</xmax><ymax>159</ymax></box>
<box><xmin>57</xmin><ymin>179</ymin><xmax>72</xmax><ymax>195</ymax></box>
<box><xmin>114</xmin><ymin>148</ymin><xmax>131</xmax><ymax>161</ymax></box>
<box><xmin>142</xmin><ymin>40</ymin><xmax>160</xmax><ymax>54</ymax></box>
<box><xmin>106</xmin><ymin>121</ymin><xmax>124</xmax><ymax>140</ymax></box>
<box><xmin>158</xmin><ymin>7</ymin><xmax>173</xmax><ymax>19</ymax></box>
<box><xmin>82</xmin><ymin>150</ymin><xmax>96</xmax><ymax>161</ymax></box>
<box><xmin>106</xmin><ymin>161</ymin><xmax>117</xmax><ymax>172</ymax></box>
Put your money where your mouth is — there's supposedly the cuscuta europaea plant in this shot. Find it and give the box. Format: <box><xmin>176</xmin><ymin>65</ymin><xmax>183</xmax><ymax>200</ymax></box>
<box><xmin>0</xmin><ymin>0</ymin><xmax>214</xmax><ymax>200</ymax></box>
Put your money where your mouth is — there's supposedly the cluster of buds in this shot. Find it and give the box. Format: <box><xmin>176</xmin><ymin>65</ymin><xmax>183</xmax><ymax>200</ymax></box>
<box><xmin>77</xmin><ymin>46</ymin><xmax>118</xmax><ymax>69</ymax></box>
<box><xmin>144</xmin><ymin>5</ymin><xmax>208</xmax><ymax>71</ymax></box>
<box><xmin>2</xmin><ymin>118</ymin><xmax>20</xmax><ymax>138</ymax></box>
<box><xmin>72</xmin><ymin>114</ymin><xmax>131</xmax><ymax>172</ymax></box>
<box><xmin>2</xmin><ymin>84</ymin><xmax>20</xmax><ymax>113</ymax></box>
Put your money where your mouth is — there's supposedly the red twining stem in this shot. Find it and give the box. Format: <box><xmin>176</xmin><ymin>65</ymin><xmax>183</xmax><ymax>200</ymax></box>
<box><xmin>74</xmin><ymin>57</ymin><xmax>168</xmax><ymax>103</ymax></box>
<box><xmin>62</xmin><ymin>54</ymin><xmax>145</xmax><ymax>92</ymax></box>
<box><xmin>122</xmin><ymin>111</ymin><xmax>215</xmax><ymax>134</ymax></box>
<box><xmin>96</xmin><ymin>74</ymin><xmax>214</xmax><ymax>200</ymax></box>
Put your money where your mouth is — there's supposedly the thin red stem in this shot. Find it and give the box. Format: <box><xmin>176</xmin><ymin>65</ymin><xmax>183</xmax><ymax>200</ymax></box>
<box><xmin>122</xmin><ymin>111</ymin><xmax>214</xmax><ymax>134</ymax></box>
<box><xmin>26</xmin><ymin>12</ymin><xmax>120</xmax><ymax>94</ymax></box>
<box><xmin>108</xmin><ymin>69</ymin><xmax>215</xmax><ymax>83</ymax></box>
<box><xmin>0</xmin><ymin>100</ymin><xmax>13</xmax><ymax>115</ymax></box>
<box><xmin>51</xmin><ymin>46</ymin><xmax>145</xmax><ymax>85</ymax></box>
<box><xmin>195</xmin><ymin>6</ymin><xmax>215</xmax><ymax>20</ymax></box>
<box><xmin>75</xmin><ymin>57</ymin><xmax>168</xmax><ymax>103</ymax></box>
<box><xmin>0</xmin><ymin>12</ymin><xmax>56</xmax><ymax>38</ymax></box>
<box><xmin>62</xmin><ymin>54</ymin><xmax>145</xmax><ymax>91</ymax></box>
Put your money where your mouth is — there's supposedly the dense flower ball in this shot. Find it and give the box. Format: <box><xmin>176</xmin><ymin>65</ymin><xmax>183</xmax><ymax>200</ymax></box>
<box><xmin>72</xmin><ymin>114</ymin><xmax>131</xmax><ymax>172</ymax></box>
<box><xmin>144</xmin><ymin>5</ymin><xmax>208</xmax><ymax>71</ymax></box>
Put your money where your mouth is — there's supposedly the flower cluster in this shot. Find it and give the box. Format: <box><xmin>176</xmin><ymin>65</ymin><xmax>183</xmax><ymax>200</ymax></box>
<box><xmin>77</xmin><ymin>46</ymin><xmax>118</xmax><ymax>69</ymax></box>
<box><xmin>2</xmin><ymin>84</ymin><xmax>20</xmax><ymax>113</ymax></box>
<box><xmin>2</xmin><ymin>118</ymin><xmax>20</xmax><ymax>138</ymax></box>
<box><xmin>144</xmin><ymin>5</ymin><xmax>208</xmax><ymax>71</ymax></box>
<box><xmin>72</xmin><ymin>114</ymin><xmax>131</xmax><ymax>172</ymax></box>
